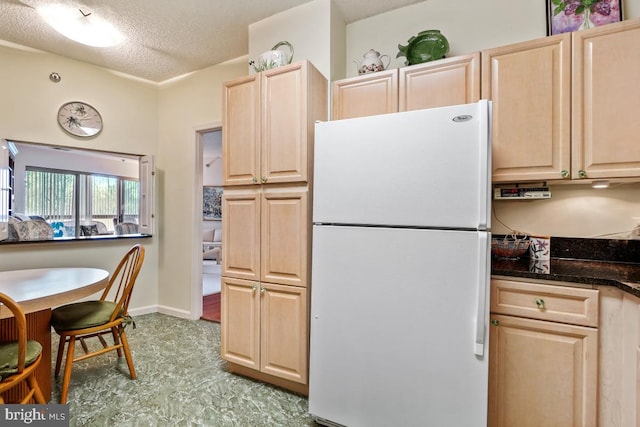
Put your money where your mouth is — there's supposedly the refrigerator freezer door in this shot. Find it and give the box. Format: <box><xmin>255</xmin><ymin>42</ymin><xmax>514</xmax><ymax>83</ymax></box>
<box><xmin>313</xmin><ymin>101</ymin><xmax>491</xmax><ymax>230</ymax></box>
<box><xmin>309</xmin><ymin>225</ymin><xmax>490</xmax><ymax>427</ymax></box>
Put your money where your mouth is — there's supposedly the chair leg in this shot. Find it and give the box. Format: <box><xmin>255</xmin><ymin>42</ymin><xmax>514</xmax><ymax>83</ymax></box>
<box><xmin>54</xmin><ymin>334</ymin><xmax>67</xmax><ymax>377</ymax></box>
<box><xmin>119</xmin><ymin>327</ymin><xmax>137</xmax><ymax>380</ymax></box>
<box><xmin>28</xmin><ymin>373</ymin><xmax>46</xmax><ymax>404</ymax></box>
<box><xmin>60</xmin><ymin>337</ymin><xmax>76</xmax><ymax>404</ymax></box>
<box><xmin>111</xmin><ymin>327</ymin><xmax>123</xmax><ymax>357</ymax></box>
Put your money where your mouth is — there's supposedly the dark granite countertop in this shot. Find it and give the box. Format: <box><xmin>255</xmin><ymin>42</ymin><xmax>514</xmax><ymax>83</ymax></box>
<box><xmin>490</xmin><ymin>236</ymin><xmax>640</xmax><ymax>298</ymax></box>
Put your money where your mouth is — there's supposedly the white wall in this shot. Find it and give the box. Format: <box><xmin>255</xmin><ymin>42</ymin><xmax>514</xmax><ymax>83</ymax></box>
<box><xmin>346</xmin><ymin>0</ymin><xmax>639</xmax><ymax>78</ymax></box>
<box><xmin>249</xmin><ymin>0</ymin><xmax>333</xmax><ymax>80</ymax></box>
<box><xmin>0</xmin><ymin>42</ymin><xmax>159</xmax><ymax>313</ymax></box>
<box><xmin>156</xmin><ymin>57</ymin><xmax>246</xmax><ymax>318</ymax></box>
<box><xmin>202</xmin><ymin>131</ymin><xmax>222</xmax><ymax>187</ymax></box>
<box><xmin>493</xmin><ymin>183</ymin><xmax>640</xmax><ymax>238</ymax></box>
<box><xmin>202</xmin><ymin>130</ymin><xmax>223</xmax><ymax>236</ymax></box>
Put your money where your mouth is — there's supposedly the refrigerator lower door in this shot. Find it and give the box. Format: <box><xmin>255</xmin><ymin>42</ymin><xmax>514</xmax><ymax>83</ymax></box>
<box><xmin>309</xmin><ymin>225</ymin><xmax>490</xmax><ymax>427</ymax></box>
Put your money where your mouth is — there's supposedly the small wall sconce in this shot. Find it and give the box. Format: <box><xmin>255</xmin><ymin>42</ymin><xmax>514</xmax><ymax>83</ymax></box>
<box><xmin>591</xmin><ymin>180</ymin><xmax>610</xmax><ymax>189</ymax></box>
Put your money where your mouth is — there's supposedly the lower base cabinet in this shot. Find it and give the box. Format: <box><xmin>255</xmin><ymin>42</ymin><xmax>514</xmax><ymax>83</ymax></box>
<box><xmin>221</xmin><ymin>277</ymin><xmax>308</xmax><ymax>393</ymax></box>
<box><xmin>488</xmin><ymin>279</ymin><xmax>599</xmax><ymax>427</ymax></box>
<box><xmin>488</xmin><ymin>314</ymin><xmax>598</xmax><ymax>427</ymax></box>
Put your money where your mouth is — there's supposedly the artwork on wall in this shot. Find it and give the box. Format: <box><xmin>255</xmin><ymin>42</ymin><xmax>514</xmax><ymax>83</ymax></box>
<box><xmin>547</xmin><ymin>0</ymin><xmax>623</xmax><ymax>35</ymax></box>
<box><xmin>203</xmin><ymin>186</ymin><xmax>223</xmax><ymax>220</ymax></box>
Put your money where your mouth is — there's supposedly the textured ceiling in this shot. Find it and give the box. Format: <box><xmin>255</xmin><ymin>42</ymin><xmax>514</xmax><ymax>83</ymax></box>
<box><xmin>0</xmin><ymin>0</ymin><xmax>423</xmax><ymax>82</ymax></box>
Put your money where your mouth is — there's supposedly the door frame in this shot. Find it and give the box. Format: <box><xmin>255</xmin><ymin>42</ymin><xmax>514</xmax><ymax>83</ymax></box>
<box><xmin>192</xmin><ymin>123</ymin><xmax>222</xmax><ymax>320</ymax></box>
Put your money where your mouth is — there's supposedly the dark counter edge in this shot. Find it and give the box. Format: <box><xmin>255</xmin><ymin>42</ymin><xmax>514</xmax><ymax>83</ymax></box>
<box><xmin>0</xmin><ymin>233</ymin><xmax>152</xmax><ymax>247</ymax></box>
<box><xmin>491</xmin><ymin>236</ymin><xmax>640</xmax><ymax>299</ymax></box>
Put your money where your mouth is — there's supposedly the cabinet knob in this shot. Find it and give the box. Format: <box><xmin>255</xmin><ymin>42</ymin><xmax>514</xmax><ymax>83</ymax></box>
<box><xmin>491</xmin><ymin>319</ymin><xmax>499</xmax><ymax>326</ymax></box>
<box><xmin>260</xmin><ymin>287</ymin><xmax>265</xmax><ymax>293</ymax></box>
<box><xmin>535</xmin><ymin>298</ymin><xmax>545</xmax><ymax>310</ymax></box>
<box><xmin>561</xmin><ymin>170</ymin><xmax>569</xmax><ymax>178</ymax></box>
<box><xmin>252</xmin><ymin>177</ymin><xmax>258</xmax><ymax>184</ymax></box>
<box><xmin>252</xmin><ymin>284</ymin><xmax>257</xmax><ymax>291</ymax></box>
<box><xmin>578</xmin><ymin>170</ymin><xmax>587</xmax><ymax>178</ymax></box>
<box><xmin>261</xmin><ymin>176</ymin><xmax>267</xmax><ymax>184</ymax></box>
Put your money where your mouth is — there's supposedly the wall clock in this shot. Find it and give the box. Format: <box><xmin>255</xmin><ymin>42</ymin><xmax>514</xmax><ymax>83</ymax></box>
<box><xmin>57</xmin><ymin>101</ymin><xmax>103</xmax><ymax>137</ymax></box>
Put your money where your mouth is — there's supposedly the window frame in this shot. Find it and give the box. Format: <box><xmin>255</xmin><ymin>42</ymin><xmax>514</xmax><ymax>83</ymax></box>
<box><xmin>0</xmin><ymin>140</ymin><xmax>154</xmax><ymax>244</ymax></box>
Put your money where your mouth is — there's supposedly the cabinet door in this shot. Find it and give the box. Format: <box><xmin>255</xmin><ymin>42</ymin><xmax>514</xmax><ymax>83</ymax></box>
<box><xmin>222</xmin><ymin>75</ymin><xmax>261</xmax><ymax>186</ymax></box>
<box><xmin>221</xmin><ymin>277</ymin><xmax>260</xmax><ymax>370</ymax></box>
<box><xmin>332</xmin><ymin>69</ymin><xmax>398</xmax><ymax>120</ymax></box>
<box><xmin>399</xmin><ymin>52</ymin><xmax>480</xmax><ymax>111</ymax></box>
<box><xmin>483</xmin><ymin>34</ymin><xmax>571</xmax><ymax>183</ymax></box>
<box><xmin>222</xmin><ymin>189</ymin><xmax>261</xmax><ymax>281</ymax></box>
<box><xmin>261</xmin><ymin>62</ymin><xmax>308</xmax><ymax>184</ymax></box>
<box><xmin>260</xmin><ymin>282</ymin><xmax>308</xmax><ymax>384</ymax></box>
<box><xmin>572</xmin><ymin>19</ymin><xmax>640</xmax><ymax>180</ymax></box>
<box><xmin>488</xmin><ymin>314</ymin><xmax>598</xmax><ymax>427</ymax></box>
<box><xmin>261</xmin><ymin>189</ymin><xmax>308</xmax><ymax>287</ymax></box>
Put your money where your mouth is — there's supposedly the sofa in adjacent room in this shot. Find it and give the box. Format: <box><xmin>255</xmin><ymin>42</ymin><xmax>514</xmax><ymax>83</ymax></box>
<box><xmin>203</xmin><ymin>228</ymin><xmax>222</xmax><ymax>263</ymax></box>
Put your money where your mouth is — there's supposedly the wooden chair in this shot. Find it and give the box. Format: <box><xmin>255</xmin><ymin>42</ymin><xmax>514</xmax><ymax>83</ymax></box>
<box><xmin>51</xmin><ymin>244</ymin><xmax>145</xmax><ymax>404</ymax></box>
<box><xmin>0</xmin><ymin>292</ymin><xmax>46</xmax><ymax>404</ymax></box>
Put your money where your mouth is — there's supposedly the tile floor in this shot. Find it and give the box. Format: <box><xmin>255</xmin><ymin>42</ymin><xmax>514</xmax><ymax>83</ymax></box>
<box><xmin>52</xmin><ymin>312</ymin><xmax>318</xmax><ymax>426</ymax></box>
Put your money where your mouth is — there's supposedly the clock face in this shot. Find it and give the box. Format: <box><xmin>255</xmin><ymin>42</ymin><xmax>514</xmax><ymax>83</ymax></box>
<box><xmin>57</xmin><ymin>102</ymin><xmax>103</xmax><ymax>137</ymax></box>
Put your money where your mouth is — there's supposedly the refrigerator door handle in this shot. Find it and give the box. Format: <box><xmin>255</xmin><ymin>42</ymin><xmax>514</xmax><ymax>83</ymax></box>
<box><xmin>474</xmin><ymin>232</ymin><xmax>490</xmax><ymax>356</ymax></box>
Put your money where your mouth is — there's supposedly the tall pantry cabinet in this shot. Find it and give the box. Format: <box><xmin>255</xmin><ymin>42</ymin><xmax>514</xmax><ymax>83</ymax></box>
<box><xmin>220</xmin><ymin>60</ymin><xmax>327</xmax><ymax>394</ymax></box>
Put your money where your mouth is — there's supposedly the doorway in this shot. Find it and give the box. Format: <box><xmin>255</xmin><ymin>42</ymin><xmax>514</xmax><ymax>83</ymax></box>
<box><xmin>200</xmin><ymin>128</ymin><xmax>222</xmax><ymax>322</ymax></box>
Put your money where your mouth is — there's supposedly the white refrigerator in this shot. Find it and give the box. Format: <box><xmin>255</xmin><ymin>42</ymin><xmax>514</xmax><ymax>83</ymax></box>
<box><xmin>309</xmin><ymin>101</ymin><xmax>492</xmax><ymax>427</ymax></box>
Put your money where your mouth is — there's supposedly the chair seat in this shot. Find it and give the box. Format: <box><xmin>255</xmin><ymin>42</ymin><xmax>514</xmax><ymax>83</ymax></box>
<box><xmin>51</xmin><ymin>301</ymin><xmax>119</xmax><ymax>331</ymax></box>
<box><xmin>0</xmin><ymin>340</ymin><xmax>42</xmax><ymax>379</ymax></box>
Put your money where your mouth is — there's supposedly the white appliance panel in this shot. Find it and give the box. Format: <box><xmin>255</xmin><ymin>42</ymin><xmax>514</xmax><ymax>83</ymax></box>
<box><xmin>313</xmin><ymin>101</ymin><xmax>491</xmax><ymax>230</ymax></box>
<box><xmin>309</xmin><ymin>225</ymin><xmax>490</xmax><ymax>427</ymax></box>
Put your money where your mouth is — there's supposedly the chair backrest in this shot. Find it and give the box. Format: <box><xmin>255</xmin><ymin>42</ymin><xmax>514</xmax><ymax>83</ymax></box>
<box><xmin>100</xmin><ymin>244</ymin><xmax>145</xmax><ymax>322</ymax></box>
<box><xmin>0</xmin><ymin>293</ymin><xmax>28</xmax><ymax>374</ymax></box>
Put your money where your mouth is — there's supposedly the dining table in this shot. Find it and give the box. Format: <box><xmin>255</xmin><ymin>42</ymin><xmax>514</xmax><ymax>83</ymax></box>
<box><xmin>0</xmin><ymin>267</ymin><xmax>109</xmax><ymax>402</ymax></box>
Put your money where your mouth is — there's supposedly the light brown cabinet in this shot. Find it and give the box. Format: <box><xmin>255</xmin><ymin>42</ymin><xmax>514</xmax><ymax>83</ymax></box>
<box><xmin>482</xmin><ymin>34</ymin><xmax>571</xmax><ymax>183</ymax></box>
<box><xmin>485</xmin><ymin>18</ymin><xmax>640</xmax><ymax>183</ymax></box>
<box><xmin>572</xmin><ymin>19</ymin><xmax>640</xmax><ymax>180</ymax></box>
<box><xmin>222</xmin><ymin>187</ymin><xmax>309</xmax><ymax>288</ymax></box>
<box><xmin>221</xmin><ymin>61</ymin><xmax>325</xmax><ymax>394</ymax></box>
<box><xmin>222</xmin><ymin>61</ymin><xmax>326</xmax><ymax>186</ymax></box>
<box><xmin>597</xmin><ymin>286</ymin><xmax>640</xmax><ymax>426</ymax></box>
<box><xmin>221</xmin><ymin>277</ymin><xmax>308</xmax><ymax>386</ymax></box>
<box><xmin>332</xmin><ymin>52</ymin><xmax>480</xmax><ymax>120</ymax></box>
<box><xmin>488</xmin><ymin>279</ymin><xmax>599</xmax><ymax>427</ymax></box>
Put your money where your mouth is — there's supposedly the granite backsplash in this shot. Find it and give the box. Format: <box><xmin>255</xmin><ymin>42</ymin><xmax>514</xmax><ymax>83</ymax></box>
<box><xmin>491</xmin><ymin>236</ymin><xmax>640</xmax><ymax>297</ymax></box>
<box><xmin>493</xmin><ymin>235</ymin><xmax>640</xmax><ymax>264</ymax></box>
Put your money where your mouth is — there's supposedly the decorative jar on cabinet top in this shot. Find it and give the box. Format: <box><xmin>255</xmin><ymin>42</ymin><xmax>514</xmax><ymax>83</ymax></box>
<box><xmin>354</xmin><ymin>49</ymin><xmax>391</xmax><ymax>74</ymax></box>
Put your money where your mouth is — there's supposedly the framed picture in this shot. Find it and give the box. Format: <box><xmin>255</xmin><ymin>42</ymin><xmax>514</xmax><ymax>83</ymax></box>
<box><xmin>547</xmin><ymin>0</ymin><xmax>622</xmax><ymax>35</ymax></box>
<box><xmin>203</xmin><ymin>186</ymin><xmax>223</xmax><ymax>220</ymax></box>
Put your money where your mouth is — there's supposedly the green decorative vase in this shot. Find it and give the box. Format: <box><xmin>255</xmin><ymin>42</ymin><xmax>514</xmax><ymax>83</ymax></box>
<box><xmin>397</xmin><ymin>30</ymin><xmax>450</xmax><ymax>66</ymax></box>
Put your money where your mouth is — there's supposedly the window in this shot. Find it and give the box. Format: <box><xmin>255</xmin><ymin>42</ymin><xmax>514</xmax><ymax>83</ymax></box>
<box><xmin>24</xmin><ymin>168</ymin><xmax>140</xmax><ymax>237</ymax></box>
<box><xmin>0</xmin><ymin>140</ymin><xmax>154</xmax><ymax>242</ymax></box>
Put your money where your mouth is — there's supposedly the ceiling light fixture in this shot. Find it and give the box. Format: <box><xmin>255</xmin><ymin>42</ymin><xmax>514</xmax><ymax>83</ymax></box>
<box><xmin>591</xmin><ymin>180</ymin><xmax>610</xmax><ymax>189</ymax></box>
<box><xmin>37</xmin><ymin>4</ymin><xmax>124</xmax><ymax>47</ymax></box>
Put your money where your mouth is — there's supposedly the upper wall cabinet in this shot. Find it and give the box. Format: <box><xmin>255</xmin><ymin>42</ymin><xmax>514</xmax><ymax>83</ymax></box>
<box><xmin>482</xmin><ymin>34</ymin><xmax>571</xmax><ymax>183</ymax></box>
<box><xmin>485</xmin><ymin>18</ymin><xmax>640</xmax><ymax>183</ymax></box>
<box><xmin>222</xmin><ymin>61</ymin><xmax>327</xmax><ymax>186</ymax></box>
<box><xmin>332</xmin><ymin>53</ymin><xmax>480</xmax><ymax>121</ymax></box>
<box><xmin>572</xmin><ymin>19</ymin><xmax>640</xmax><ymax>180</ymax></box>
